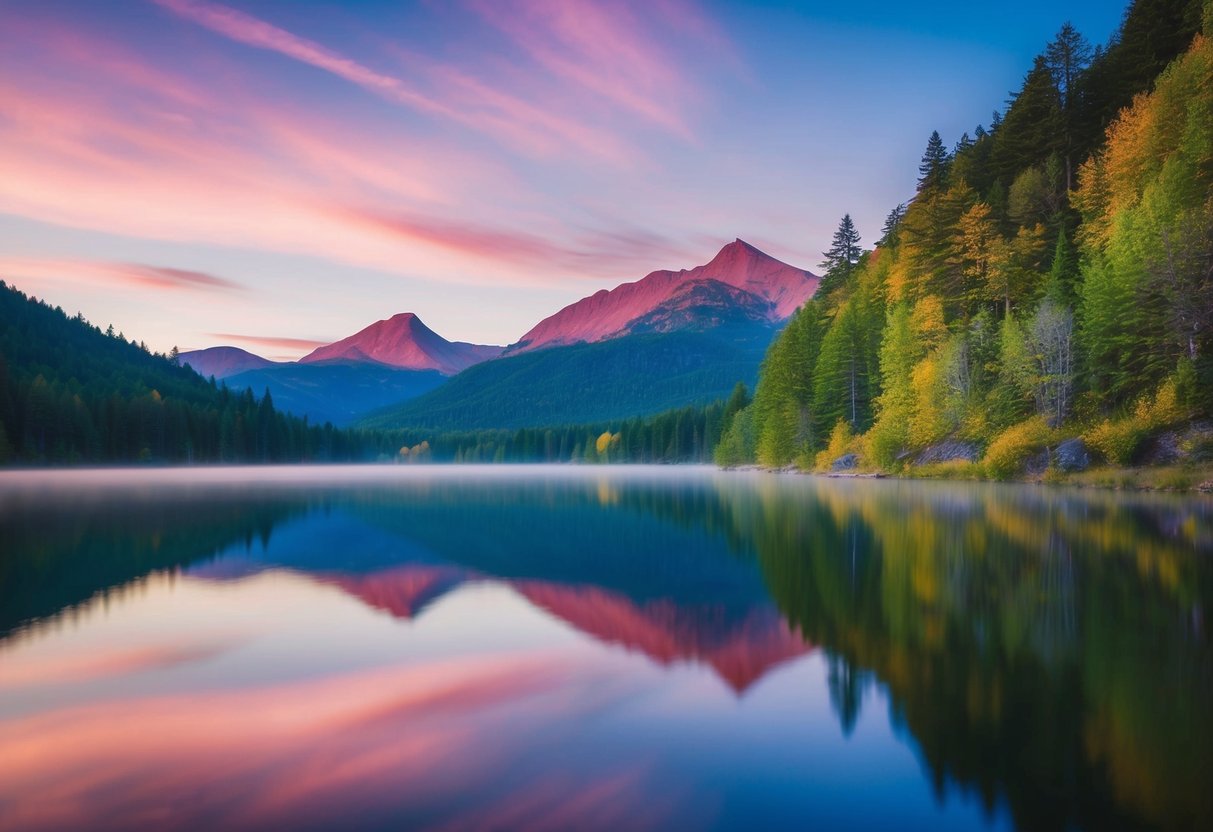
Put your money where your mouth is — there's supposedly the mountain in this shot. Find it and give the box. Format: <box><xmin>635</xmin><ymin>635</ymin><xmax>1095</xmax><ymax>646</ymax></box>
<box><xmin>362</xmin><ymin>240</ymin><xmax>817</xmax><ymax>430</ymax></box>
<box><xmin>178</xmin><ymin>314</ymin><xmax>498</xmax><ymax>425</ymax></box>
<box><xmin>224</xmin><ymin>361</ymin><xmax>447</xmax><ymax>427</ymax></box>
<box><xmin>510</xmin><ymin>239</ymin><xmax>818</xmax><ymax>354</ymax></box>
<box><xmin>178</xmin><ymin>346</ymin><xmax>277</xmax><ymax>380</ymax></box>
<box><xmin>359</xmin><ymin>324</ymin><xmax>774</xmax><ymax>430</ymax></box>
<box><xmin>301</xmin><ymin>312</ymin><xmax>502</xmax><ymax>375</ymax></box>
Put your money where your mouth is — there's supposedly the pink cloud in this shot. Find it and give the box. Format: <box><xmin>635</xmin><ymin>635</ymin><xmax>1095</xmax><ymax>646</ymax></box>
<box><xmin>152</xmin><ymin>0</ymin><xmax>644</xmax><ymax>162</ymax></box>
<box><xmin>342</xmin><ymin>205</ymin><xmax>707</xmax><ymax>278</ymax></box>
<box><xmin>150</xmin><ymin>0</ymin><xmax>451</xmax><ymax>116</ymax></box>
<box><xmin>209</xmin><ymin>333</ymin><xmax>330</xmax><ymax>351</ymax></box>
<box><xmin>0</xmin><ymin>258</ymin><xmax>241</xmax><ymax>292</ymax></box>
<box><xmin>340</xmin><ymin>206</ymin><xmax>572</xmax><ymax>266</ymax></box>
<box><xmin>469</xmin><ymin>0</ymin><xmax>704</xmax><ymax>139</ymax></box>
<box><xmin>0</xmin><ymin>5</ymin><xmax>739</xmax><ymax>300</ymax></box>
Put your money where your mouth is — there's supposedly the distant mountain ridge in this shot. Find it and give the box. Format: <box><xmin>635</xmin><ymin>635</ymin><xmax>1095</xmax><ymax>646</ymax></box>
<box><xmin>301</xmin><ymin>312</ymin><xmax>502</xmax><ymax>375</ymax></box>
<box><xmin>179</xmin><ymin>346</ymin><xmax>277</xmax><ymax>380</ymax></box>
<box><xmin>509</xmin><ymin>239</ymin><xmax>818</xmax><ymax>354</ymax></box>
<box><xmin>181</xmin><ymin>239</ymin><xmax>818</xmax><ymax>429</ymax></box>
<box><xmin>179</xmin><ymin>313</ymin><xmax>498</xmax><ymax>424</ymax></box>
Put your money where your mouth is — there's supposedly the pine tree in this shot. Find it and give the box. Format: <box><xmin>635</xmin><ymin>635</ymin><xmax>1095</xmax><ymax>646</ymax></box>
<box><xmin>818</xmin><ymin>214</ymin><xmax>863</xmax><ymax>297</ymax></box>
<box><xmin>1045</xmin><ymin>22</ymin><xmax>1094</xmax><ymax>189</ymax></box>
<box><xmin>990</xmin><ymin>56</ymin><xmax>1064</xmax><ymax>187</ymax></box>
<box><xmin>917</xmin><ymin>131</ymin><xmax>950</xmax><ymax>192</ymax></box>
<box><xmin>879</xmin><ymin>203</ymin><xmax>907</xmax><ymax>248</ymax></box>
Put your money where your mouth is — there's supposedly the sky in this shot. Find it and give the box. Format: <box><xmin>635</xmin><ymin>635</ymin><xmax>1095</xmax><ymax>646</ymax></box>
<box><xmin>0</xmin><ymin>0</ymin><xmax>1126</xmax><ymax>358</ymax></box>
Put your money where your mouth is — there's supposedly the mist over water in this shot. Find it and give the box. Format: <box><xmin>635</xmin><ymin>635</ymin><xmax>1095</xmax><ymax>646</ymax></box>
<box><xmin>1</xmin><ymin>466</ymin><xmax>1209</xmax><ymax>831</ymax></box>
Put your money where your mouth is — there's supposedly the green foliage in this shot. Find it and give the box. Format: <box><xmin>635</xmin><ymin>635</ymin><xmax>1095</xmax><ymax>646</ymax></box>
<box><xmin>0</xmin><ymin>283</ymin><xmax>377</xmax><ymax>464</ymax></box>
<box><xmin>812</xmin><ymin>291</ymin><xmax>880</xmax><ymax>434</ymax></box>
<box><xmin>814</xmin><ymin>419</ymin><xmax>858</xmax><ymax>471</ymax></box>
<box><xmin>917</xmin><ymin>130</ymin><xmax>950</xmax><ymax>193</ymax></box>
<box><xmin>752</xmin><ymin>302</ymin><xmax>826</xmax><ymax>466</ymax></box>
<box><xmin>1084</xmin><ymin>374</ymin><xmax>1189</xmax><ymax>463</ymax></box>
<box><xmin>982</xmin><ymin>416</ymin><xmax>1054</xmax><ymax>479</ymax></box>
<box><xmin>364</xmin><ymin>326</ymin><xmax>774</xmax><ymax>431</ymax></box>
<box><xmin>714</xmin><ymin>404</ymin><xmax>756</xmax><ymax>467</ymax></box>
<box><xmin>736</xmin><ymin>0</ymin><xmax>1211</xmax><ymax>476</ymax></box>
<box><xmin>818</xmin><ymin>214</ymin><xmax>863</xmax><ymax>299</ymax></box>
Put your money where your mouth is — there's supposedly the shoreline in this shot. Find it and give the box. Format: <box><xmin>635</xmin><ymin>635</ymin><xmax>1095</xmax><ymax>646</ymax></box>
<box><xmin>733</xmin><ymin>461</ymin><xmax>1213</xmax><ymax>494</ymax></box>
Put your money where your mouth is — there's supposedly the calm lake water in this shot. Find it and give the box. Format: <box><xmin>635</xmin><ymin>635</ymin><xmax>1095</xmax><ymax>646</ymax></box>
<box><xmin>1</xmin><ymin>466</ymin><xmax>1210</xmax><ymax>831</ymax></box>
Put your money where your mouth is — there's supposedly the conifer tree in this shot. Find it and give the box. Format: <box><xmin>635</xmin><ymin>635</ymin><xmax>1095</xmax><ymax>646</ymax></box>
<box><xmin>878</xmin><ymin>204</ymin><xmax>907</xmax><ymax>248</ymax></box>
<box><xmin>1045</xmin><ymin>22</ymin><xmax>1094</xmax><ymax>189</ymax></box>
<box><xmin>818</xmin><ymin>214</ymin><xmax>863</xmax><ymax>297</ymax></box>
<box><xmin>917</xmin><ymin>131</ymin><xmax>950</xmax><ymax>192</ymax></box>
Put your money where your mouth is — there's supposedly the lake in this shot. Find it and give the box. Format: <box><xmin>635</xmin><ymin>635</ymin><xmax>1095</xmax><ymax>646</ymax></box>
<box><xmin>1</xmin><ymin>466</ymin><xmax>1210</xmax><ymax>831</ymax></box>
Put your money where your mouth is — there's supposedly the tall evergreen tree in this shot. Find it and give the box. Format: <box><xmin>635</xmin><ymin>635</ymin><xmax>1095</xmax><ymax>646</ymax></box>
<box><xmin>818</xmin><ymin>214</ymin><xmax>863</xmax><ymax>297</ymax></box>
<box><xmin>1045</xmin><ymin>22</ymin><xmax>1094</xmax><ymax>189</ymax></box>
<box><xmin>990</xmin><ymin>56</ymin><xmax>1064</xmax><ymax>185</ymax></box>
<box><xmin>878</xmin><ymin>203</ymin><xmax>908</xmax><ymax>249</ymax></box>
<box><xmin>917</xmin><ymin>131</ymin><xmax>950</xmax><ymax>192</ymax></box>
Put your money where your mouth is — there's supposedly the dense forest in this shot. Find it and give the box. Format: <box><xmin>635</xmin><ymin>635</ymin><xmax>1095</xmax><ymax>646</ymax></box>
<box><xmin>388</xmin><ymin>384</ymin><xmax>748</xmax><ymax>463</ymax></box>
<box><xmin>0</xmin><ymin>282</ymin><xmax>736</xmax><ymax>465</ymax></box>
<box><xmin>720</xmin><ymin>0</ymin><xmax>1213</xmax><ymax>477</ymax></box>
<box><xmin>360</xmin><ymin>324</ymin><xmax>771</xmax><ymax>431</ymax></box>
<box><xmin>0</xmin><ymin>282</ymin><xmax>381</xmax><ymax>464</ymax></box>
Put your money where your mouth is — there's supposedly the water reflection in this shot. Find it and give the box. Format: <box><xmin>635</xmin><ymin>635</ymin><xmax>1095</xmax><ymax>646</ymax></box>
<box><xmin>0</xmin><ymin>467</ymin><xmax>1209</xmax><ymax>831</ymax></box>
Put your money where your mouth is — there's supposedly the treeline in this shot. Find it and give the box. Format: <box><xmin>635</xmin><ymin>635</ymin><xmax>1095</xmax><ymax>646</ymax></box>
<box><xmin>0</xmin><ymin>281</ymin><xmax>746</xmax><ymax>466</ymax></box>
<box><xmin>720</xmin><ymin>0</ymin><xmax>1213</xmax><ymax>475</ymax></box>
<box><xmin>386</xmin><ymin>385</ymin><xmax>748</xmax><ymax>463</ymax></box>
<box><xmin>0</xmin><ymin>282</ymin><xmax>379</xmax><ymax>464</ymax></box>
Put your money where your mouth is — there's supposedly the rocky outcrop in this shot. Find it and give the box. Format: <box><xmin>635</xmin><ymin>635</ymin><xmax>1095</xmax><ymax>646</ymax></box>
<box><xmin>1053</xmin><ymin>438</ymin><xmax>1090</xmax><ymax>472</ymax></box>
<box><xmin>831</xmin><ymin>454</ymin><xmax>859</xmax><ymax>471</ymax></box>
<box><xmin>914</xmin><ymin>440</ymin><xmax>979</xmax><ymax>466</ymax></box>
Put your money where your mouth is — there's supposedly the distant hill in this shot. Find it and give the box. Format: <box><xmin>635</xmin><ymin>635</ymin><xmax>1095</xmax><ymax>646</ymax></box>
<box><xmin>179</xmin><ymin>346</ymin><xmax>277</xmax><ymax>379</ymax></box>
<box><xmin>300</xmin><ymin>312</ymin><xmax>502</xmax><ymax>374</ymax></box>
<box><xmin>225</xmin><ymin>361</ymin><xmax>447</xmax><ymax>427</ymax></box>
<box><xmin>180</xmin><ymin>313</ymin><xmax>499</xmax><ymax>424</ymax></box>
<box><xmin>509</xmin><ymin>239</ymin><xmax>817</xmax><ymax>354</ymax></box>
<box><xmin>360</xmin><ymin>323</ymin><xmax>776</xmax><ymax>430</ymax></box>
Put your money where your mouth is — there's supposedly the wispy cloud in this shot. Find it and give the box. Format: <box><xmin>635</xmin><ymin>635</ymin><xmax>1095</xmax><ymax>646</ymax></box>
<box><xmin>468</xmin><ymin>0</ymin><xmax>705</xmax><ymax>139</ymax></box>
<box><xmin>0</xmin><ymin>257</ymin><xmax>241</xmax><ymax>292</ymax></box>
<box><xmin>210</xmin><ymin>333</ymin><xmax>330</xmax><ymax>351</ymax></box>
<box><xmin>150</xmin><ymin>0</ymin><xmax>451</xmax><ymax>116</ymax></box>
<box><xmin>343</xmin><ymin>206</ymin><xmax>704</xmax><ymax>277</ymax></box>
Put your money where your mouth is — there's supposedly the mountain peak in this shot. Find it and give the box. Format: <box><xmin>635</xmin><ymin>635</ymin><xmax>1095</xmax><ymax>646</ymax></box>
<box><xmin>510</xmin><ymin>238</ymin><xmax>819</xmax><ymax>353</ymax></box>
<box><xmin>178</xmin><ymin>345</ymin><xmax>276</xmax><ymax>379</ymax></box>
<box><xmin>301</xmin><ymin>313</ymin><xmax>502</xmax><ymax>375</ymax></box>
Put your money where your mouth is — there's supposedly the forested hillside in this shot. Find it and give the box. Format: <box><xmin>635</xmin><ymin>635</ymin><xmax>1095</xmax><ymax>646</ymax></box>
<box><xmin>0</xmin><ymin>283</ymin><xmax>376</xmax><ymax>463</ymax></box>
<box><xmin>362</xmin><ymin>324</ymin><xmax>773</xmax><ymax>431</ymax></box>
<box><xmin>720</xmin><ymin>0</ymin><xmax>1213</xmax><ymax>477</ymax></box>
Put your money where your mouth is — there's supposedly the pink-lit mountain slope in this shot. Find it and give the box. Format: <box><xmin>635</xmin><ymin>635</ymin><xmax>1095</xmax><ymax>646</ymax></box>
<box><xmin>301</xmin><ymin>313</ymin><xmax>503</xmax><ymax>375</ymax></box>
<box><xmin>178</xmin><ymin>346</ymin><xmax>277</xmax><ymax>380</ymax></box>
<box><xmin>510</xmin><ymin>239</ymin><xmax>819</xmax><ymax>354</ymax></box>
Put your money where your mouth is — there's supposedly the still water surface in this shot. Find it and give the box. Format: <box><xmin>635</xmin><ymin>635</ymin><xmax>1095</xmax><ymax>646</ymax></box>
<box><xmin>1</xmin><ymin>466</ymin><xmax>1210</xmax><ymax>831</ymax></box>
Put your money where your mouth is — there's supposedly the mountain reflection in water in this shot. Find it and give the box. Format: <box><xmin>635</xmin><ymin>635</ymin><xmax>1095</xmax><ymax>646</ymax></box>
<box><xmin>0</xmin><ymin>466</ymin><xmax>1209</xmax><ymax>831</ymax></box>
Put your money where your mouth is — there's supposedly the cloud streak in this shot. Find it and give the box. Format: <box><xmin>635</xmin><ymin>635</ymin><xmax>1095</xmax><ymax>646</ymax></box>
<box><xmin>209</xmin><ymin>333</ymin><xmax>330</xmax><ymax>351</ymax></box>
<box><xmin>0</xmin><ymin>258</ymin><xmax>241</xmax><ymax>292</ymax></box>
<box><xmin>150</xmin><ymin>0</ymin><xmax>451</xmax><ymax>116</ymax></box>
